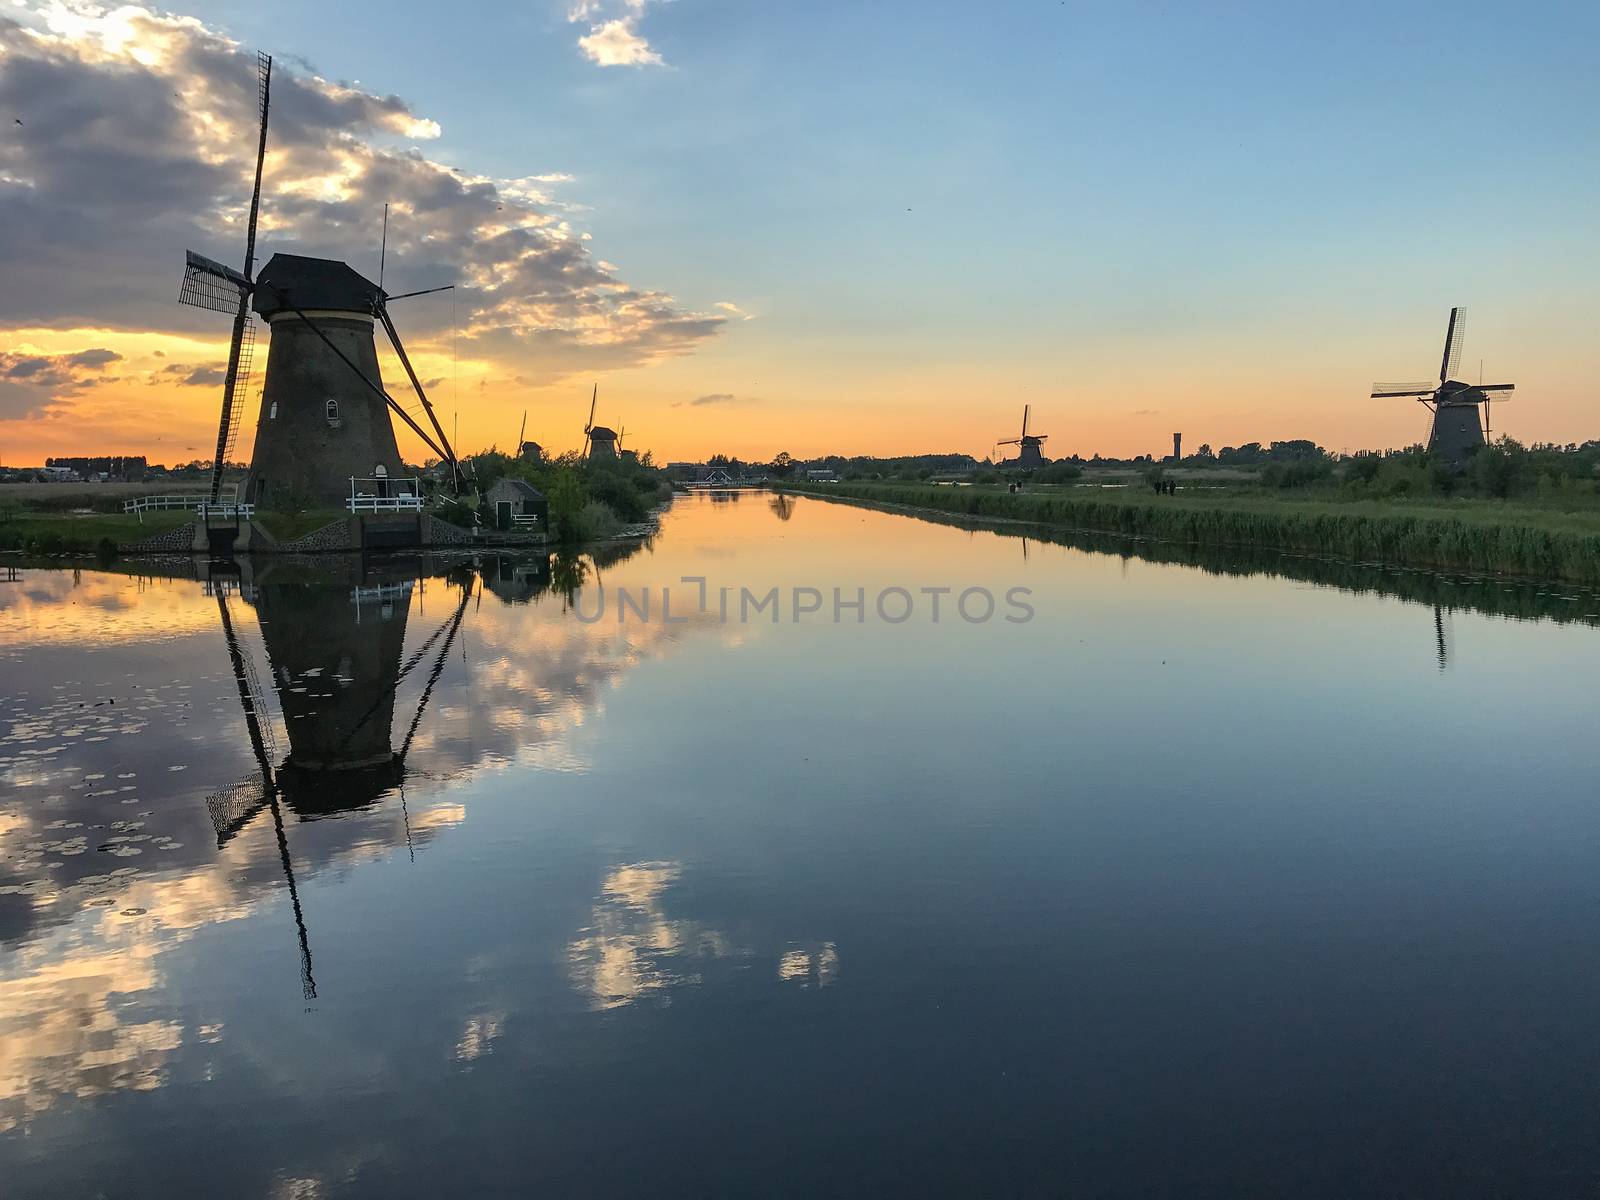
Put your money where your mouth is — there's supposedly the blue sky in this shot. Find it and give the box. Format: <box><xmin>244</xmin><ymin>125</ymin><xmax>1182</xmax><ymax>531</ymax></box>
<box><xmin>3</xmin><ymin>0</ymin><xmax>1596</xmax><ymax>459</ymax></box>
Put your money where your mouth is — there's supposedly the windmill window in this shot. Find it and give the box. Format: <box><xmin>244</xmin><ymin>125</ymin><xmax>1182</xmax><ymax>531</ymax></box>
<box><xmin>325</xmin><ymin>399</ymin><xmax>340</xmax><ymax>426</ymax></box>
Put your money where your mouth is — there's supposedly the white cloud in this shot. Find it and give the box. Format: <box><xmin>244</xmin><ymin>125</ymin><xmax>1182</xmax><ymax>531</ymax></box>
<box><xmin>576</xmin><ymin>17</ymin><xmax>662</xmax><ymax>67</ymax></box>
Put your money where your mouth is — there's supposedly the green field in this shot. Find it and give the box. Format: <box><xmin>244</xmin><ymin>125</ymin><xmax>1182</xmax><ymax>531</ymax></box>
<box><xmin>0</xmin><ymin>510</ymin><xmax>195</xmax><ymax>555</ymax></box>
<box><xmin>778</xmin><ymin>481</ymin><xmax>1600</xmax><ymax>584</ymax></box>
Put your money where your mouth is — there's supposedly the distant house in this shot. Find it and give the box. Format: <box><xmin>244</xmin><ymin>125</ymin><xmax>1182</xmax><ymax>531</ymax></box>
<box><xmin>805</xmin><ymin>469</ymin><xmax>839</xmax><ymax>482</ymax></box>
<box><xmin>485</xmin><ymin>478</ymin><xmax>548</xmax><ymax>533</ymax></box>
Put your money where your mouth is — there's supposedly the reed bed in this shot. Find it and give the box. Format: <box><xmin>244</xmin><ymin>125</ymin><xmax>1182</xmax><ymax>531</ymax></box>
<box><xmin>779</xmin><ymin>482</ymin><xmax>1600</xmax><ymax>584</ymax></box>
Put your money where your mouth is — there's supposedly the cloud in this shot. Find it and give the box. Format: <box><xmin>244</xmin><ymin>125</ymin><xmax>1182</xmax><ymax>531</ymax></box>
<box><xmin>569</xmin><ymin>1</ymin><xmax>667</xmax><ymax>68</ymax></box>
<box><xmin>0</xmin><ymin>3</ymin><xmax>718</xmax><ymax>394</ymax></box>
<box><xmin>671</xmin><ymin>392</ymin><xmax>757</xmax><ymax>408</ymax></box>
<box><xmin>155</xmin><ymin>362</ymin><xmax>226</xmax><ymax>387</ymax></box>
<box><xmin>577</xmin><ymin>18</ymin><xmax>663</xmax><ymax>67</ymax></box>
<box><xmin>1130</xmin><ymin>408</ymin><xmax>1160</xmax><ymax>416</ymax></box>
<box><xmin>714</xmin><ymin>301</ymin><xmax>754</xmax><ymax>321</ymax></box>
<box><xmin>0</xmin><ymin>347</ymin><xmax>121</xmax><ymax>417</ymax></box>
<box><xmin>66</xmin><ymin>348</ymin><xmax>122</xmax><ymax>369</ymax></box>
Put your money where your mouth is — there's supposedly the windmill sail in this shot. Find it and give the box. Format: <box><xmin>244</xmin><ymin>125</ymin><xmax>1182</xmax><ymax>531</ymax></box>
<box><xmin>179</xmin><ymin>252</ymin><xmax>252</xmax><ymax>313</ymax></box>
<box><xmin>1439</xmin><ymin>306</ymin><xmax>1466</xmax><ymax>383</ymax></box>
<box><xmin>177</xmin><ymin>52</ymin><xmax>273</xmax><ymax>506</ymax></box>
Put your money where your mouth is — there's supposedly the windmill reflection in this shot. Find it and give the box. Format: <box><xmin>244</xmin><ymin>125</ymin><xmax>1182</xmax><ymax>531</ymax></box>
<box><xmin>205</xmin><ymin>562</ymin><xmax>473</xmax><ymax>997</ymax></box>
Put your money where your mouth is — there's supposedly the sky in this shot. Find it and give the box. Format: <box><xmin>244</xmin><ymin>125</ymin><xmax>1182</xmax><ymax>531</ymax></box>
<box><xmin>0</xmin><ymin>0</ymin><xmax>1596</xmax><ymax>466</ymax></box>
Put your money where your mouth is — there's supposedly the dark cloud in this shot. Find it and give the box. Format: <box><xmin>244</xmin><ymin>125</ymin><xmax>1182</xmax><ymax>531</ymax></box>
<box><xmin>156</xmin><ymin>362</ymin><xmax>227</xmax><ymax>387</ymax></box>
<box><xmin>5</xmin><ymin>357</ymin><xmax>50</xmax><ymax>379</ymax></box>
<box><xmin>0</xmin><ymin>348</ymin><xmax>122</xmax><ymax>416</ymax></box>
<box><xmin>0</xmin><ymin>345</ymin><xmax>118</xmax><ymax>419</ymax></box>
<box><xmin>66</xmin><ymin>348</ymin><xmax>122</xmax><ymax>368</ymax></box>
<box><xmin>0</xmin><ymin>6</ymin><xmax>722</xmax><ymax>384</ymax></box>
<box><xmin>671</xmin><ymin>392</ymin><xmax>757</xmax><ymax>408</ymax></box>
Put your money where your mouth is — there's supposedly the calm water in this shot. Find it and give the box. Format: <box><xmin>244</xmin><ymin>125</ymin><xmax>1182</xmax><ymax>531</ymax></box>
<box><xmin>2</xmin><ymin>492</ymin><xmax>1599</xmax><ymax>1197</ymax></box>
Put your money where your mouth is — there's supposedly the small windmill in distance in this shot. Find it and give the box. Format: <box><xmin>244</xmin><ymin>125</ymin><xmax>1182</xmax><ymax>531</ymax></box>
<box><xmin>997</xmin><ymin>404</ymin><xmax>1048</xmax><ymax>469</ymax></box>
<box><xmin>1370</xmin><ymin>307</ymin><xmax>1516</xmax><ymax>468</ymax></box>
<box><xmin>581</xmin><ymin>383</ymin><xmax>597</xmax><ymax>456</ymax></box>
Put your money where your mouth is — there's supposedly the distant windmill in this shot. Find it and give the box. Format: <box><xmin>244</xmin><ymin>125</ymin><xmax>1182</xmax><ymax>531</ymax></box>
<box><xmin>177</xmin><ymin>52</ymin><xmax>464</xmax><ymax>506</ymax></box>
<box><xmin>583</xmin><ymin>386</ymin><xmax>619</xmax><ymax>460</ymax></box>
<box><xmin>1370</xmin><ymin>307</ymin><xmax>1516</xmax><ymax>468</ymax></box>
<box><xmin>997</xmin><ymin>404</ymin><xmax>1049</xmax><ymax>469</ymax></box>
<box><xmin>581</xmin><ymin>383</ymin><xmax>597</xmax><ymax>456</ymax></box>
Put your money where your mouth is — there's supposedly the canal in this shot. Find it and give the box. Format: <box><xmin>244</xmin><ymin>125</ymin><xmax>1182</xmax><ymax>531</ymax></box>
<box><xmin>2</xmin><ymin>491</ymin><xmax>1598</xmax><ymax>1196</ymax></box>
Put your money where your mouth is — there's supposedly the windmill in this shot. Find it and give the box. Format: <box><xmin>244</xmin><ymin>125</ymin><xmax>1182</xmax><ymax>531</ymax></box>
<box><xmin>178</xmin><ymin>54</ymin><xmax>465</xmax><ymax>508</ymax></box>
<box><xmin>1370</xmin><ymin>307</ymin><xmax>1516</xmax><ymax>468</ymax></box>
<box><xmin>997</xmin><ymin>404</ymin><xmax>1049</xmax><ymax>469</ymax></box>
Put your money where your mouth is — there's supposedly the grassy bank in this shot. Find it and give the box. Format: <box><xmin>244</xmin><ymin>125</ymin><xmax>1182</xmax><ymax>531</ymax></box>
<box><xmin>0</xmin><ymin>511</ymin><xmax>194</xmax><ymax>556</ymax></box>
<box><xmin>778</xmin><ymin>481</ymin><xmax>1600</xmax><ymax>584</ymax></box>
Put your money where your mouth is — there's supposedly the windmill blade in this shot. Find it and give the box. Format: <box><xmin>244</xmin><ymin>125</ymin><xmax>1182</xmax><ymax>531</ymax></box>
<box><xmin>1033</xmin><ymin>434</ymin><xmax>1049</xmax><ymax>443</ymax></box>
<box><xmin>997</xmin><ymin>437</ymin><xmax>1023</xmax><ymax>447</ymax></box>
<box><xmin>1021</xmin><ymin>404</ymin><xmax>1030</xmax><ymax>439</ymax></box>
<box><xmin>1371</xmin><ymin>381</ymin><xmax>1437</xmax><ymax>397</ymax></box>
<box><xmin>206</xmin><ymin>772</ymin><xmax>272</xmax><ymax>847</ymax></box>
<box><xmin>383</xmin><ymin>284</ymin><xmax>454</xmax><ymax>302</ymax></box>
<box><xmin>203</xmin><ymin>52</ymin><xmax>271</xmax><ymax>504</ymax></box>
<box><xmin>1439</xmin><ymin>306</ymin><xmax>1466</xmax><ymax>383</ymax></box>
<box><xmin>378</xmin><ymin>303</ymin><xmax>464</xmax><ymax>489</ymax></box>
<box><xmin>179</xmin><ymin>251</ymin><xmax>252</xmax><ymax>312</ymax></box>
<box><xmin>1478</xmin><ymin>383</ymin><xmax>1516</xmax><ymax>396</ymax></box>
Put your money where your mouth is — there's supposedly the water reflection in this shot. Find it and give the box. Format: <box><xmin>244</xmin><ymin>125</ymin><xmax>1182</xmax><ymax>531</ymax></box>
<box><xmin>0</xmin><ymin>541</ymin><xmax>700</xmax><ymax>1133</ymax></box>
<box><xmin>1</xmin><ymin>495</ymin><xmax>1597</xmax><ymax>1195</ymax></box>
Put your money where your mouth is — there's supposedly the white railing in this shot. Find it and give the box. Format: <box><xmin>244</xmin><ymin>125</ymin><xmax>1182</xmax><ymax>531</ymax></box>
<box><xmin>347</xmin><ymin>494</ymin><xmax>423</xmax><ymax>513</ymax></box>
<box><xmin>123</xmin><ymin>494</ymin><xmax>253</xmax><ymax>522</ymax></box>
<box><xmin>124</xmin><ymin>493</ymin><xmax>207</xmax><ymax>514</ymax></box>
<box><xmin>348</xmin><ymin>475</ymin><xmax>423</xmax><ymax>513</ymax></box>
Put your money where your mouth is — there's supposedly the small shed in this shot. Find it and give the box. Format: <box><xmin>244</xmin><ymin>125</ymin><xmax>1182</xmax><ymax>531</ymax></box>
<box><xmin>486</xmin><ymin>478</ymin><xmax>548</xmax><ymax>533</ymax></box>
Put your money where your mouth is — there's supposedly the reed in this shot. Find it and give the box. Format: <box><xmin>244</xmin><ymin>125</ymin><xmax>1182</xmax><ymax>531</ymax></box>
<box><xmin>778</xmin><ymin>482</ymin><xmax>1600</xmax><ymax>584</ymax></box>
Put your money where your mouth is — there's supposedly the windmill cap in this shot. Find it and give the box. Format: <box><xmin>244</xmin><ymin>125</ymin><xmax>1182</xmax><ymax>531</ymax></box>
<box><xmin>588</xmin><ymin>425</ymin><xmax>618</xmax><ymax>439</ymax></box>
<box><xmin>253</xmin><ymin>253</ymin><xmax>384</xmax><ymax>318</ymax></box>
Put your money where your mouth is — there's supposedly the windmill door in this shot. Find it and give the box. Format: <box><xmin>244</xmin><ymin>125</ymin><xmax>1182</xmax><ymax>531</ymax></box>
<box><xmin>496</xmin><ymin>501</ymin><xmax>513</xmax><ymax>530</ymax></box>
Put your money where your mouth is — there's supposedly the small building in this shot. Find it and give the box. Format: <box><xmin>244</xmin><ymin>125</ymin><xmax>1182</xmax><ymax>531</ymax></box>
<box><xmin>485</xmin><ymin>478</ymin><xmax>548</xmax><ymax>533</ymax></box>
<box><xmin>805</xmin><ymin>469</ymin><xmax>839</xmax><ymax>482</ymax></box>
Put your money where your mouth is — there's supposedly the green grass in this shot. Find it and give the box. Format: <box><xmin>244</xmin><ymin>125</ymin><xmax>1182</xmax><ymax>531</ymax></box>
<box><xmin>253</xmin><ymin>508</ymin><xmax>347</xmax><ymax>542</ymax></box>
<box><xmin>778</xmin><ymin>481</ymin><xmax>1600</xmax><ymax>584</ymax></box>
<box><xmin>0</xmin><ymin>511</ymin><xmax>194</xmax><ymax>555</ymax></box>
